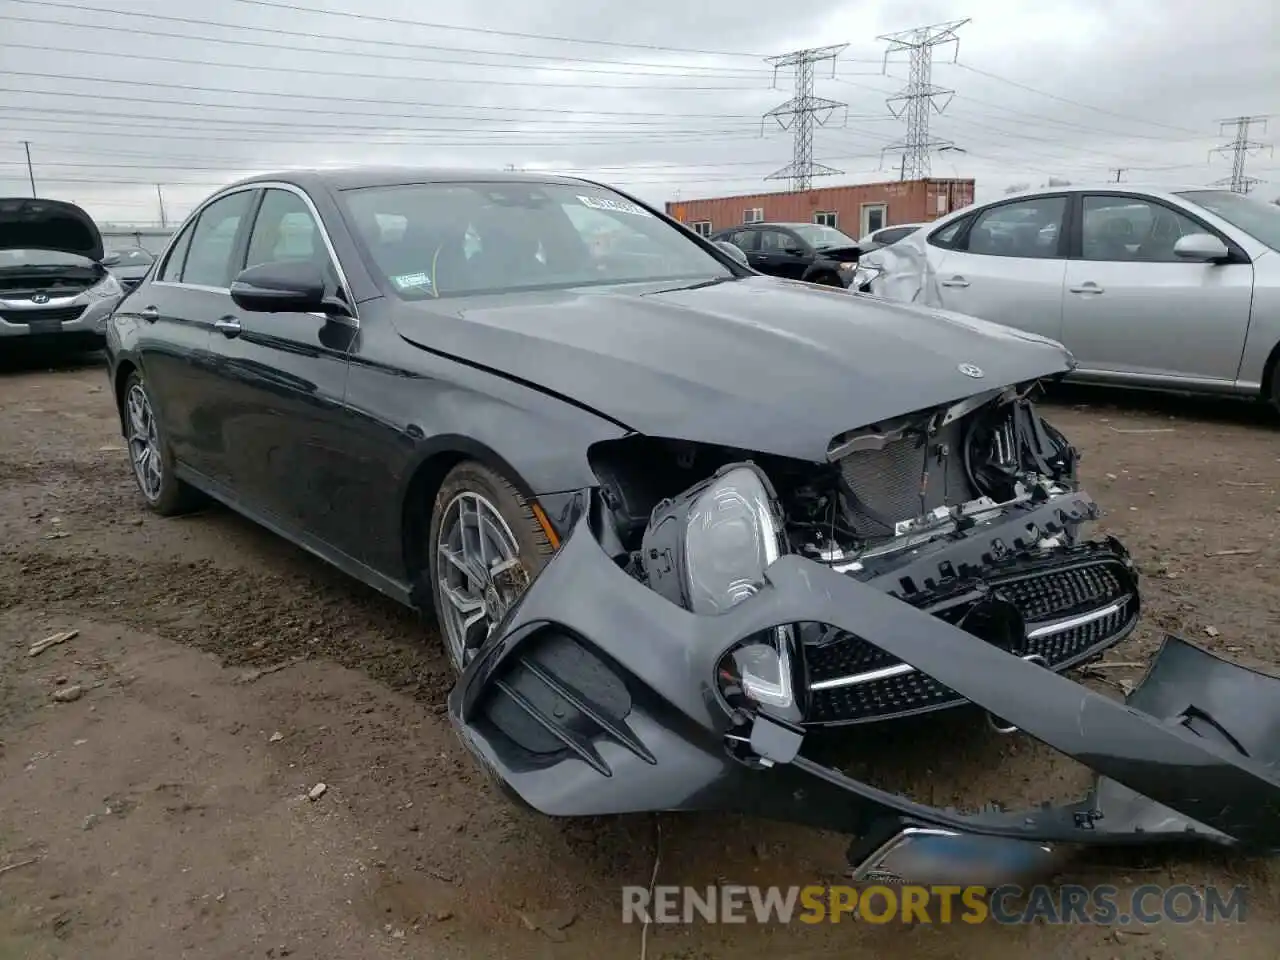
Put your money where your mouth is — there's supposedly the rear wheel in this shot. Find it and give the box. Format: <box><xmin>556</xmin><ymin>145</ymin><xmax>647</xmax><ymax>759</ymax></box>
<box><xmin>427</xmin><ymin>461</ymin><xmax>556</xmax><ymax>671</ymax></box>
<box><xmin>122</xmin><ymin>371</ymin><xmax>203</xmax><ymax>516</ymax></box>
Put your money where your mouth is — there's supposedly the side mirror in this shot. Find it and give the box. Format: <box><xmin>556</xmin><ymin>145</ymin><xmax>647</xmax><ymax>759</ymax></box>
<box><xmin>1173</xmin><ymin>233</ymin><xmax>1230</xmax><ymax>263</ymax></box>
<box><xmin>713</xmin><ymin>240</ymin><xmax>749</xmax><ymax>267</ymax></box>
<box><xmin>231</xmin><ymin>260</ymin><xmax>334</xmax><ymax>314</ymax></box>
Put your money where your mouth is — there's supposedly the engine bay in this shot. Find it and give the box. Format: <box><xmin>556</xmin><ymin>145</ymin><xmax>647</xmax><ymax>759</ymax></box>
<box><xmin>590</xmin><ymin>381</ymin><xmax>1082</xmax><ymax>574</ymax></box>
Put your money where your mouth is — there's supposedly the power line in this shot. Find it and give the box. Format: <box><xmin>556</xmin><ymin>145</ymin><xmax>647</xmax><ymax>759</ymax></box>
<box><xmin>0</xmin><ymin>98</ymin><xmax>763</xmax><ymax>138</ymax></box>
<box><xmin>2</xmin><ymin>114</ymin><xmax>770</xmax><ymax>148</ymax></box>
<box><xmin>877</xmin><ymin>19</ymin><xmax>969</xmax><ymax>179</ymax></box>
<box><xmin>221</xmin><ymin>0</ymin><xmax>769</xmax><ymax>58</ymax></box>
<box><xmin>762</xmin><ymin>45</ymin><xmax>849</xmax><ymax>190</ymax></box>
<box><xmin>3</xmin><ymin>4</ymin><xmax>775</xmax><ymax>77</ymax></box>
<box><xmin>0</xmin><ymin>66</ymin><xmax>898</xmax><ymax>123</ymax></box>
<box><xmin>950</xmin><ymin>62</ymin><xmax>1203</xmax><ymax>136</ymax></box>
<box><xmin>0</xmin><ymin>40</ymin><xmax>753</xmax><ymax>92</ymax></box>
<box><xmin>19</xmin><ymin>0</ymin><xmax>767</xmax><ymax>59</ymax></box>
<box><xmin>1211</xmin><ymin>116</ymin><xmax>1272</xmax><ymax>194</ymax></box>
<box><xmin>0</xmin><ymin>149</ymin><xmax>886</xmax><ymax>176</ymax></box>
<box><xmin>0</xmin><ymin>73</ymin><xmax>775</xmax><ymax>126</ymax></box>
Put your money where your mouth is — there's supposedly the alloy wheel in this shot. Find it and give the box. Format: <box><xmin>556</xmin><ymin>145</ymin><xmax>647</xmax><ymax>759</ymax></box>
<box><xmin>436</xmin><ymin>491</ymin><xmax>529</xmax><ymax>667</ymax></box>
<box><xmin>126</xmin><ymin>382</ymin><xmax>164</xmax><ymax>503</ymax></box>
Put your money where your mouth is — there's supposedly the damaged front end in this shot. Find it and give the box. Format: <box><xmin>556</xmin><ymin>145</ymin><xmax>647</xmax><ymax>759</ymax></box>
<box><xmin>447</xmin><ymin>385</ymin><xmax>1280</xmax><ymax>881</ymax></box>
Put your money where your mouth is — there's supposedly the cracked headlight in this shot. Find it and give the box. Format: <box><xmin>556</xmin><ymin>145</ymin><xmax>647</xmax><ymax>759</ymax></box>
<box><xmin>84</xmin><ymin>274</ymin><xmax>122</xmax><ymax>301</ymax></box>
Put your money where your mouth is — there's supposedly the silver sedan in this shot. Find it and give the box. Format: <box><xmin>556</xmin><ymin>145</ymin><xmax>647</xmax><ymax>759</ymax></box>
<box><xmin>855</xmin><ymin>185</ymin><xmax>1280</xmax><ymax>411</ymax></box>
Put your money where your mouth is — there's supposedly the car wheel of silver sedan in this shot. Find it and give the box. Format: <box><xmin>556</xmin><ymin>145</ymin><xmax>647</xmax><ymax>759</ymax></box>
<box><xmin>428</xmin><ymin>461</ymin><xmax>557</xmax><ymax>671</ymax></box>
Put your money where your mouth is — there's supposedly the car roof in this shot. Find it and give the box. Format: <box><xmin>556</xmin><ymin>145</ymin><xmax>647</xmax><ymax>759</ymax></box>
<box><xmin>221</xmin><ymin>167</ymin><xmax>605</xmax><ymax>193</ymax></box>
<box><xmin>990</xmin><ymin>183</ymin><xmax>1219</xmax><ymax>203</ymax></box>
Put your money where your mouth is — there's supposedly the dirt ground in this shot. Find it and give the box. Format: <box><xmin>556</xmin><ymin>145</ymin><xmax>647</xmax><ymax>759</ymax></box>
<box><xmin>1</xmin><ymin>348</ymin><xmax>1277</xmax><ymax>959</ymax></box>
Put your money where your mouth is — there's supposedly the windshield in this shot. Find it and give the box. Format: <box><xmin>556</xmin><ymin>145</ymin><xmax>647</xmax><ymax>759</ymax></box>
<box><xmin>0</xmin><ymin>249</ymin><xmax>98</xmax><ymax>269</ymax></box>
<box><xmin>341</xmin><ymin>181</ymin><xmax>733</xmax><ymax>299</ymax></box>
<box><xmin>1177</xmin><ymin>190</ymin><xmax>1280</xmax><ymax>252</ymax></box>
<box><xmin>790</xmin><ymin>224</ymin><xmax>856</xmax><ymax>248</ymax></box>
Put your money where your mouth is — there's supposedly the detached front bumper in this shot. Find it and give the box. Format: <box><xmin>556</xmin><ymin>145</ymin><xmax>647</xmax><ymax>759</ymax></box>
<box><xmin>448</xmin><ymin>497</ymin><xmax>1280</xmax><ymax>879</ymax></box>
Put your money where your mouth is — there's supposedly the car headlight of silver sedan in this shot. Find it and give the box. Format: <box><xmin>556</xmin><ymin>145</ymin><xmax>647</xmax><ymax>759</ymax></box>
<box><xmin>82</xmin><ymin>274</ymin><xmax>123</xmax><ymax>301</ymax></box>
<box><xmin>850</xmin><ymin>262</ymin><xmax>883</xmax><ymax>291</ymax></box>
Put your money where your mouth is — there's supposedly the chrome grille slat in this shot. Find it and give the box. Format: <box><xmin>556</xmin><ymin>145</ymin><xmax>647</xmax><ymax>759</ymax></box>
<box><xmin>805</xmin><ymin>558</ymin><xmax>1137</xmax><ymax>724</ymax></box>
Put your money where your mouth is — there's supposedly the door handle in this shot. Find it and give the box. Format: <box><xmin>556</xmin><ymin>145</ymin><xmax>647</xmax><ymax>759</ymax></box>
<box><xmin>1069</xmin><ymin>283</ymin><xmax>1105</xmax><ymax>295</ymax></box>
<box><xmin>212</xmin><ymin>316</ymin><xmax>242</xmax><ymax>337</ymax></box>
<box><xmin>939</xmin><ymin>276</ymin><xmax>970</xmax><ymax>288</ymax></box>
<box><xmin>139</xmin><ymin>305</ymin><xmax>159</xmax><ymax>322</ymax></box>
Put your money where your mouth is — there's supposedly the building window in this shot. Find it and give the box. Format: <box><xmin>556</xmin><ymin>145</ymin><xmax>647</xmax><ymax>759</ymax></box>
<box><xmin>813</xmin><ymin>211</ymin><xmax>838</xmax><ymax>227</ymax></box>
<box><xmin>743</xmin><ymin>208</ymin><xmax>764</xmax><ymax>224</ymax></box>
<box><xmin>860</xmin><ymin>202</ymin><xmax>887</xmax><ymax>237</ymax></box>
<box><xmin>690</xmin><ymin>220</ymin><xmax>712</xmax><ymax>237</ymax></box>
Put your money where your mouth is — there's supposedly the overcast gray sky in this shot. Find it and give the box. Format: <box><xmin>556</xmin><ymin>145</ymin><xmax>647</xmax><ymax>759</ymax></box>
<box><xmin>1</xmin><ymin>0</ymin><xmax>1277</xmax><ymax>225</ymax></box>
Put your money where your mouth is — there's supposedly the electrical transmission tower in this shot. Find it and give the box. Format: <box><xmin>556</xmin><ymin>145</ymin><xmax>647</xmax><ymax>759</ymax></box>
<box><xmin>877</xmin><ymin>19</ymin><xmax>969</xmax><ymax>180</ymax></box>
<box><xmin>761</xmin><ymin>44</ymin><xmax>849</xmax><ymax>191</ymax></box>
<box><xmin>1211</xmin><ymin>116</ymin><xmax>1272</xmax><ymax>193</ymax></box>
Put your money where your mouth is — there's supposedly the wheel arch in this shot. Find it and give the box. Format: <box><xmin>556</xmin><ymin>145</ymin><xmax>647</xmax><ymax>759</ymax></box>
<box><xmin>1259</xmin><ymin>338</ymin><xmax>1280</xmax><ymax>408</ymax></box>
<box><xmin>113</xmin><ymin>358</ymin><xmax>139</xmax><ymax>437</ymax></box>
<box><xmin>400</xmin><ymin>435</ymin><xmax>543</xmax><ymax>608</ymax></box>
<box><xmin>801</xmin><ymin>265</ymin><xmax>842</xmax><ymax>286</ymax></box>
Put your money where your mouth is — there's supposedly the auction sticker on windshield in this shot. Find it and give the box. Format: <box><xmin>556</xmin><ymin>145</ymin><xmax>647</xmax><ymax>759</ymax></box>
<box><xmin>392</xmin><ymin>272</ymin><xmax>434</xmax><ymax>291</ymax></box>
<box><xmin>577</xmin><ymin>195</ymin><xmax>651</xmax><ymax>217</ymax></box>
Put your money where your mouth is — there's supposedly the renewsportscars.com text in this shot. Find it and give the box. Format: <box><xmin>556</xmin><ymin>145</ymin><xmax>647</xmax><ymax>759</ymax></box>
<box><xmin>621</xmin><ymin>883</ymin><xmax>1247</xmax><ymax>925</ymax></box>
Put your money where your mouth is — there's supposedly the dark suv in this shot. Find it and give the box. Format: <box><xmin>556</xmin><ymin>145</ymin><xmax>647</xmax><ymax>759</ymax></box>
<box><xmin>709</xmin><ymin>222</ymin><xmax>863</xmax><ymax>287</ymax></box>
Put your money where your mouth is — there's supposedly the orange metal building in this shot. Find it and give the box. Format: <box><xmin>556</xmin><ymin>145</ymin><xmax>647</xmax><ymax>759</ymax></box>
<box><xmin>665</xmin><ymin>178</ymin><xmax>976</xmax><ymax>238</ymax></box>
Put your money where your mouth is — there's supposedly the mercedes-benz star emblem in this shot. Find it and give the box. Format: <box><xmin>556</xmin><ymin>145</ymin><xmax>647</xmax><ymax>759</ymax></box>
<box><xmin>958</xmin><ymin>362</ymin><xmax>985</xmax><ymax>379</ymax></box>
<box><xmin>31</xmin><ymin>292</ymin><xmax>50</xmax><ymax>304</ymax></box>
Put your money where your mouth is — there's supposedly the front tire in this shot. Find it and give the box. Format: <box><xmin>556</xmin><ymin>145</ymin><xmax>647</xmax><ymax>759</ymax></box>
<box><xmin>122</xmin><ymin>371</ymin><xmax>202</xmax><ymax>516</ymax></box>
<box><xmin>427</xmin><ymin>461</ymin><xmax>556</xmax><ymax>671</ymax></box>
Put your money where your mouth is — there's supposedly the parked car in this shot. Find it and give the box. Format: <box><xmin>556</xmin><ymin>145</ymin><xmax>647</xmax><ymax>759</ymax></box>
<box><xmin>104</xmin><ymin>246</ymin><xmax>156</xmax><ymax>293</ymax></box>
<box><xmin>709</xmin><ymin>221</ymin><xmax>862</xmax><ymax>286</ymax></box>
<box><xmin>0</xmin><ymin>197</ymin><xmax>124</xmax><ymax>350</ymax></box>
<box><xmin>854</xmin><ymin>185</ymin><xmax>1280</xmax><ymax>411</ymax></box>
<box><xmin>856</xmin><ymin>221</ymin><xmax>925</xmax><ymax>251</ymax></box>
<box><xmin>106</xmin><ymin>169</ymin><xmax>1278</xmax><ymax>883</ymax></box>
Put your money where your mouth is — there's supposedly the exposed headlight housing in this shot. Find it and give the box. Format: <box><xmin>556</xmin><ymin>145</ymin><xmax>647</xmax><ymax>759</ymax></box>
<box><xmin>640</xmin><ymin>463</ymin><xmax>800</xmax><ymax>718</ymax></box>
<box><xmin>641</xmin><ymin>462</ymin><xmax>784</xmax><ymax>615</ymax></box>
<box><xmin>84</xmin><ymin>273</ymin><xmax>122</xmax><ymax>301</ymax></box>
<box><xmin>850</xmin><ymin>262</ymin><xmax>883</xmax><ymax>292</ymax></box>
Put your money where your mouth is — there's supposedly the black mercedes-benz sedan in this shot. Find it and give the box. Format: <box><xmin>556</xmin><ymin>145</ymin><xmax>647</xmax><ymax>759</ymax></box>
<box><xmin>105</xmin><ymin>168</ymin><xmax>1280</xmax><ymax>883</ymax></box>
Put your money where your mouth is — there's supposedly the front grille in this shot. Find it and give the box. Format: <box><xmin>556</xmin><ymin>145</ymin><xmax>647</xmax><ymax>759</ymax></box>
<box><xmin>805</xmin><ymin>556</ymin><xmax>1137</xmax><ymax>724</ymax></box>
<box><xmin>1</xmin><ymin>305</ymin><xmax>86</xmax><ymax>324</ymax></box>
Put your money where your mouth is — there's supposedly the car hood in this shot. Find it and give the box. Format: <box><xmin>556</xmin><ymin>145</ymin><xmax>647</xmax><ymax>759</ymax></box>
<box><xmin>814</xmin><ymin>243</ymin><xmax>864</xmax><ymax>261</ymax></box>
<box><xmin>0</xmin><ymin>197</ymin><xmax>104</xmax><ymax>262</ymax></box>
<box><xmin>390</xmin><ymin>275</ymin><xmax>1073</xmax><ymax>462</ymax></box>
